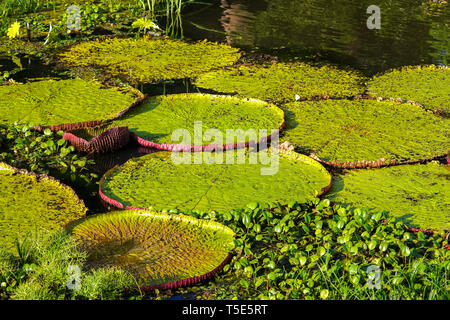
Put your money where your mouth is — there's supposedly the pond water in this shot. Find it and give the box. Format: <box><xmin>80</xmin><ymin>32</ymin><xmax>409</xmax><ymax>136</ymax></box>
<box><xmin>182</xmin><ymin>0</ymin><xmax>449</xmax><ymax>75</ymax></box>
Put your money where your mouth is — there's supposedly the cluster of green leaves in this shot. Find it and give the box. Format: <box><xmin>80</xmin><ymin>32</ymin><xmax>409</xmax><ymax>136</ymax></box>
<box><xmin>0</xmin><ymin>123</ymin><xmax>96</xmax><ymax>181</ymax></box>
<box><xmin>171</xmin><ymin>200</ymin><xmax>449</xmax><ymax>300</ymax></box>
<box><xmin>0</xmin><ymin>231</ymin><xmax>136</xmax><ymax>300</ymax></box>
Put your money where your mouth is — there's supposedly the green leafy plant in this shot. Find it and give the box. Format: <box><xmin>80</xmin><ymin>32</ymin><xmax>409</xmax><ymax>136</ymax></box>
<box><xmin>326</xmin><ymin>162</ymin><xmax>450</xmax><ymax>230</ymax></box>
<box><xmin>113</xmin><ymin>93</ymin><xmax>285</xmax><ymax>147</ymax></box>
<box><xmin>174</xmin><ymin>200</ymin><xmax>449</xmax><ymax>300</ymax></box>
<box><xmin>99</xmin><ymin>149</ymin><xmax>332</xmax><ymax>213</ymax></box>
<box><xmin>281</xmin><ymin>99</ymin><xmax>449</xmax><ymax>165</ymax></box>
<box><xmin>0</xmin><ymin>162</ymin><xmax>87</xmax><ymax>252</ymax></box>
<box><xmin>59</xmin><ymin>37</ymin><xmax>241</xmax><ymax>84</ymax></box>
<box><xmin>0</xmin><ymin>79</ymin><xmax>143</xmax><ymax>128</ymax></box>
<box><xmin>0</xmin><ymin>123</ymin><xmax>95</xmax><ymax>179</ymax></box>
<box><xmin>194</xmin><ymin>62</ymin><xmax>367</xmax><ymax>102</ymax></box>
<box><xmin>68</xmin><ymin>210</ymin><xmax>235</xmax><ymax>289</ymax></box>
<box><xmin>367</xmin><ymin>65</ymin><xmax>450</xmax><ymax>114</ymax></box>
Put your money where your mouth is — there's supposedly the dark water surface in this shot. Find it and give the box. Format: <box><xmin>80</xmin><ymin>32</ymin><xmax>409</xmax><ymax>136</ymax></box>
<box><xmin>182</xmin><ymin>0</ymin><xmax>449</xmax><ymax>75</ymax></box>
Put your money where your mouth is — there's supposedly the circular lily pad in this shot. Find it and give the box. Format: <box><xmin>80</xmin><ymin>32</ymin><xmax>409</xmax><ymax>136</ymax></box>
<box><xmin>326</xmin><ymin>162</ymin><xmax>450</xmax><ymax>230</ymax></box>
<box><xmin>99</xmin><ymin>149</ymin><xmax>332</xmax><ymax>213</ymax></box>
<box><xmin>194</xmin><ymin>62</ymin><xmax>367</xmax><ymax>102</ymax></box>
<box><xmin>0</xmin><ymin>163</ymin><xmax>87</xmax><ymax>253</ymax></box>
<box><xmin>282</xmin><ymin>99</ymin><xmax>450</xmax><ymax>166</ymax></box>
<box><xmin>113</xmin><ymin>93</ymin><xmax>285</xmax><ymax>150</ymax></box>
<box><xmin>367</xmin><ymin>65</ymin><xmax>450</xmax><ymax>114</ymax></box>
<box><xmin>0</xmin><ymin>79</ymin><xmax>144</xmax><ymax>129</ymax></box>
<box><xmin>59</xmin><ymin>38</ymin><xmax>241</xmax><ymax>84</ymax></box>
<box><xmin>67</xmin><ymin>210</ymin><xmax>235</xmax><ymax>290</ymax></box>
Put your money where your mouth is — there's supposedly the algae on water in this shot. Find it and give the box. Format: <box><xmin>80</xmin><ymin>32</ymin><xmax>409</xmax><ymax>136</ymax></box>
<box><xmin>99</xmin><ymin>150</ymin><xmax>332</xmax><ymax>213</ymax></box>
<box><xmin>59</xmin><ymin>38</ymin><xmax>241</xmax><ymax>84</ymax></box>
<box><xmin>68</xmin><ymin>210</ymin><xmax>235</xmax><ymax>288</ymax></box>
<box><xmin>194</xmin><ymin>62</ymin><xmax>367</xmax><ymax>102</ymax></box>
<box><xmin>281</xmin><ymin>99</ymin><xmax>450</xmax><ymax>164</ymax></box>
<box><xmin>326</xmin><ymin>162</ymin><xmax>450</xmax><ymax>230</ymax></box>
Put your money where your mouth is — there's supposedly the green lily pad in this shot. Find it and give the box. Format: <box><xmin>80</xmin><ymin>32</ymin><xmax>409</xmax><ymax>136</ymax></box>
<box><xmin>113</xmin><ymin>93</ymin><xmax>285</xmax><ymax>149</ymax></box>
<box><xmin>0</xmin><ymin>163</ymin><xmax>87</xmax><ymax>253</ymax></box>
<box><xmin>59</xmin><ymin>38</ymin><xmax>241</xmax><ymax>84</ymax></box>
<box><xmin>0</xmin><ymin>79</ymin><xmax>143</xmax><ymax>128</ymax></box>
<box><xmin>194</xmin><ymin>62</ymin><xmax>367</xmax><ymax>102</ymax></box>
<box><xmin>281</xmin><ymin>99</ymin><xmax>449</xmax><ymax>166</ymax></box>
<box><xmin>67</xmin><ymin>210</ymin><xmax>235</xmax><ymax>289</ymax></box>
<box><xmin>367</xmin><ymin>65</ymin><xmax>450</xmax><ymax>114</ymax></box>
<box><xmin>99</xmin><ymin>149</ymin><xmax>332</xmax><ymax>213</ymax></box>
<box><xmin>326</xmin><ymin>162</ymin><xmax>450</xmax><ymax>230</ymax></box>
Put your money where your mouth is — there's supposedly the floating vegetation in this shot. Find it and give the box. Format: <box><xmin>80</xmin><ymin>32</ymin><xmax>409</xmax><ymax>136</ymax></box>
<box><xmin>0</xmin><ymin>78</ymin><xmax>144</xmax><ymax>129</ymax></box>
<box><xmin>281</xmin><ymin>99</ymin><xmax>450</xmax><ymax>166</ymax></box>
<box><xmin>367</xmin><ymin>65</ymin><xmax>450</xmax><ymax>114</ymax></box>
<box><xmin>326</xmin><ymin>162</ymin><xmax>450</xmax><ymax>230</ymax></box>
<box><xmin>62</xmin><ymin>124</ymin><xmax>130</xmax><ymax>154</ymax></box>
<box><xmin>113</xmin><ymin>93</ymin><xmax>285</xmax><ymax>150</ymax></box>
<box><xmin>194</xmin><ymin>62</ymin><xmax>367</xmax><ymax>102</ymax></box>
<box><xmin>59</xmin><ymin>37</ymin><xmax>241</xmax><ymax>84</ymax></box>
<box><xmin>67</xmin><ymin>210</ymin><xmax>235</xmax><ymax>290</ymax></box>
<box><xmin>99</xmin><ymin>149</ymin><xmax>332</xmax><ymax>213</ymax></box>
<box><xmin>0</xmin><ymin>162</ymin><xmax>87</xmax><ymax>253</ymax></box>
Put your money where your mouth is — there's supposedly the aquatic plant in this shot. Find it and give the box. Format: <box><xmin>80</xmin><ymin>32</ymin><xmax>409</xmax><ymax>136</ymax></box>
<box><xmin>0</xmin><ymin>78</ymin><xmax>144</xmax><ymax>129</ymax></box>
<box><xmin>367</xmin><ymin>65</ymin><xmax>450</xmax><ymax>114</ymax></box>
<box><xmin>68</xmin><ymin>210</ymin><xmax>235</xmax><ymax>290</ymax></box>
<box><xmin>62</xmin><ymin>124</ymin><xmax>131</xmax><ymax>154</ymax></box>
<box><xmin>99</xmin><ymin>149</ymin><xmax>332</xmax><ymax>213</ymax></box>
<box><xmin>0</xmin><ymin>163</ymin><xmax>87</xmax><ymax>253</ymax></box>
<box><xmin>194</xmin><ymin>62</ymin><xmax>367</xmax><ymax>102</ymax></box>
<box><xmin>326</xmin><ymin>162</ymin><xmax>450</xmax><ymax>231</ymax></box>
<box><xmin>113</xmin><ymin>93</ymin><xmax>285</xmax><ymax>150</ymax></box>
<box><xmin>281</xmin><ymin>98</ymin><xmax>450</xmax><ymax>166</ymax></box>
<box><xmin>59</xmin><ymin>37</ymin><xmax>241</xmax><ymax>84</ymax></box>
<box><xmin>182</xmin><ymin>200</ymin><xmax>449</xmax><ymax>300</ymax></box>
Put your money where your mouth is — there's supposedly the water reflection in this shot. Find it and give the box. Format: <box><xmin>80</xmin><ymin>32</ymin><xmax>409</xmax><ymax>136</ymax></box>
<box><xmin>183</xmin><ymin>0</ymin><xmax>449</xmax><ymax>75</ymax></box>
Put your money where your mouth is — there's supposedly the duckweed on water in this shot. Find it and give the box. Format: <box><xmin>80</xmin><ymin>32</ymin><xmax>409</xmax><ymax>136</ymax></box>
<box><xmin>0</xmin><ymin>163</ymin><xmax>87</xmax><ymax>253</ymax></box>
<box><xmin>68</xmin><ymin>210</ymin><xmax>235</xmax><ymax>289</ymax></box>
<box><xmin>113</xmin><ymin>93</ymin><xmax>285</xmax><ymax>149</ymax></box>
<box><xmin>281</xmin><ymin>99</ymin><xmax>450</xmax><ymax>164</ymax></box>
<box><xmin>99</xmin><ymin>150</ymin><xmax>332</xmax><ymax>213</ymax></box>
<box><xmin>59</xmin><ymin>37</ymin><xmax>241</xmax><ymax>84</ymax></box>
<box><xmin>0</xmin><ymin>78</ymin><xmax>142</xmax><ymax>127</ymax></box>
<box><xmin>326</xmin><ymin>162</ymin><xmax>450</xmax><ymax>231</ymax></box>
<box><xmin>194</xmin><ymin>62</ymin><xmax>367</xmax><ymax>102</ymax></box>
<box><xmin>367</xmin><ymin>65</ymin><xmax>450</xmax><ymax>114</ymax></box>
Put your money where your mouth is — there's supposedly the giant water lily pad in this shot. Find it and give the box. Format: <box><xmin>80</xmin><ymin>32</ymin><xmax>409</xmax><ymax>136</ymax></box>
<box><xmin>194</xmin><ymin>62</ymin><xmax>367</xmax><ymax>102</ymax></box>
<box><xmin>59</xmin><ymin>38</ymin><xmax>241</xmax><ymax>84</ymax></box>
<box><xmin>67</xmin><ymin>210</ymin><xmax>235</xmax><ymax>289</ymax></box>
<box><xmin>367</xmin><ymin>65</ymin><xmax>450</xmax><ymax>114</ymax></box>
<box><xmin>0</xmin><ymin>163</ymin><xmax>87</xmax><ymax>252</ymax></box>
<box><xmin>282</xmin><ymin>99</ymin><xmax>450</xmax><ymax>166</ymax></box>
<box><xmin>326</xmin><ymin>162</ymin><xmax>450</xmax><ymax>230</ymax></box>
<box><xmin>113</xmin><ymin>93</ymin><xmax>285</xmax><ymax>150</ymax></box>
<box><xmin>99</xmin><ymin>150</ymin><xmax>332</xmax><ymax>213</ymax></box>
<box><xmin>0</xmin><ymin>79</ymin><xmax>143</xmax><ymax>129</ymax></box>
